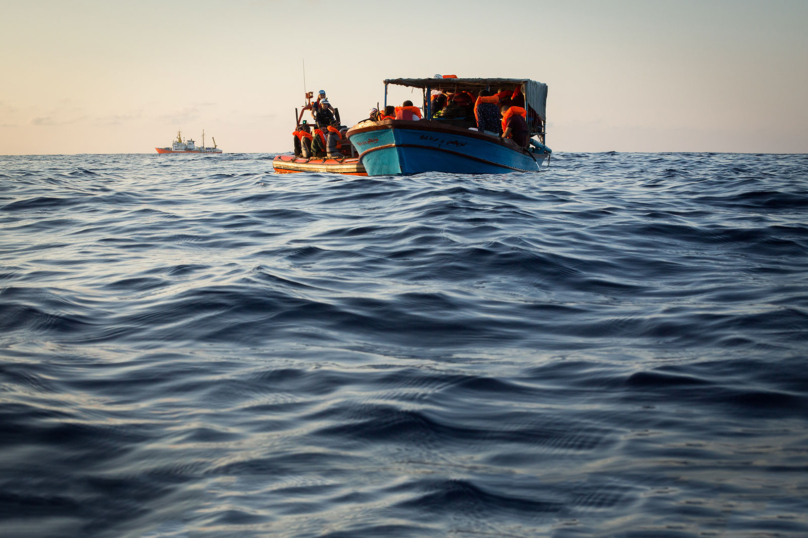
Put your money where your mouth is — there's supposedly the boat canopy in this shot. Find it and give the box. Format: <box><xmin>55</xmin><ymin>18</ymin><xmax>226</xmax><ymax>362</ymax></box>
<box><xmin>384</xmin><ymin>77</ymin><xmax>548</xmax><ymax>121</ymax></box>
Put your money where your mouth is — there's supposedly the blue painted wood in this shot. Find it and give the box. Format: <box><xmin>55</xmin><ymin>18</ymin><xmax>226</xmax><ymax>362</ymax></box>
<box><xmin>348</xmin><ymin>123</ymin><xmax>548</xmax><ymax>176</ymax></box>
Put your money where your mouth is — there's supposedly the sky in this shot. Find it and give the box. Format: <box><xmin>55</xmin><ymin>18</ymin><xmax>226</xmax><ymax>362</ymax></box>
<box><xmin>1</xmin><ymin>0</ymin><xmax>806</xmax><ymax>155</ymax></box>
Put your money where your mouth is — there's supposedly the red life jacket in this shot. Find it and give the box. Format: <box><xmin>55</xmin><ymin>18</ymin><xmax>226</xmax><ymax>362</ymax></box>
<box><xmin>395</xmin><ymin>106</ymin><xmax>423</xmax><ymax>120</ymax></box>
<box><xmin>501</xmin><ymin>107</ymin><xmax>527</xmax><ymax>137</ymax></box>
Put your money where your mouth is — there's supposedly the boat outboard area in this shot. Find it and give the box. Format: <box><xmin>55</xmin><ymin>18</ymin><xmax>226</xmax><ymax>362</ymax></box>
<box><xmin>346</xmin><ymin>76</ymin><xmax>552</xmax><ymax>176</ymax></box>
<box><xmin>272</xmin><ymin>89</ymin><xmax>367</xmax><ymax>175</ymax></box>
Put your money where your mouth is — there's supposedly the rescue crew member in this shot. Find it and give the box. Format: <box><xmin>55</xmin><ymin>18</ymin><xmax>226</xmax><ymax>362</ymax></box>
<box><xmin>500</xmin><ymin>104</ymin><xmax>529</xmax><ymax>148</ymax></box>
<box><xmin>312</xmin><ymin>90</ymin><xmax>336</xmax><ymax>127</ymax></box>
<box><xmin>395</xmin><ymin>100</ymin><xmax>422</xmax><ymax>121</ymax></box>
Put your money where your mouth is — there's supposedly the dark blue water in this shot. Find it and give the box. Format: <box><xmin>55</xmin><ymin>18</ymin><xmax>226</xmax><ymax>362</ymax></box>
<box><xmin>1</xmin><ymin>152</ymin><xmax>807</xmax><ymax>538</ymax></box>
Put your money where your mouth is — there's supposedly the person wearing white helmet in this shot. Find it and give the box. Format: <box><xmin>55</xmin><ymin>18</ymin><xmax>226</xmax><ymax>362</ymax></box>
<box><xmin>312</xmin><ymin>90</ymin><xmax>336</xmax><ymax>128</ymax></box>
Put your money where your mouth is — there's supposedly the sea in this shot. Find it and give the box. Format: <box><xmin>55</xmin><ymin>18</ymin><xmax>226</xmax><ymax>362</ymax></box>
<box><xmin>1</xmin><ymin>152</ymin><xmax>807</xmax><ymax>538</ymax></box>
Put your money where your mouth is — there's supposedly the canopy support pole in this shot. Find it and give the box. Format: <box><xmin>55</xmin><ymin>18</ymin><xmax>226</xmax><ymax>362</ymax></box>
<box><xmin>384</xmin><ymin>84</ymin><xmax>388</xmax><ymax>108</ymax></box>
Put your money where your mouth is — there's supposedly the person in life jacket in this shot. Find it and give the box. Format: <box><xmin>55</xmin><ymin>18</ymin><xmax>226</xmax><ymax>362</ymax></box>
<box><xmin>474</xmin><ymin>89</ymin><xmax>501</xmax><ymax>134</ymax></box>
<box><xmin>395</xmin><ymin>100</ymin><xmax>422</xmax><ymax>121</ymax></box>
<box><xmin>430</xmin><ymin>90</ymin><xmax>448</xmax><ymax>115</ymax></box>
<box><xmin>311</xmin><ymin>126</ymin><xmax>328</xmax><ymax>157</ymax></box>
<box><xmin>381</xmin><ymin>106</ymin><xmax>396</xmax><ymax>120</ymax></box>
<box><xmin>500</xmin><ymin>104</ymin><xmax>529</xmax><ymax>148</ymax></box>
<box><xmin>292</xmin><ymin>129</ymin><xmax>303</xmax><ymax>157</ymax></box>
<box><xmin>368</xmin><ymin>107</ymin><xmax>381</xmax><ymax>122</ymax></box>
<box><xmin>510</xmin><ymin>87</ymin><xmax>525</xmax><ymax>108</ymax></box>
<box><xmin>326</xmin><ymin>121</ymin><xmax>344</xmax><ymax>158</ymax></box>
<box><xmin>297</xmin><ymin>124</ymin><xmax>314</xmax><ymax>158</ymax></box>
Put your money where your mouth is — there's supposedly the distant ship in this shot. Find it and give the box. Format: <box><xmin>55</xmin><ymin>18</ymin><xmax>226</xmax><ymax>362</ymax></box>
<box><xmin>156</xmin><ymin>130</ymin><xmax>222</xmax><ymax>154</ymax></box>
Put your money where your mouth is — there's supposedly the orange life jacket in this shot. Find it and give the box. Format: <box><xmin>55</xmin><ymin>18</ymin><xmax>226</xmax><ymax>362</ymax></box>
<box><xmin>314</xmin><ymin>129</ymin><xmax>326</xmax><ymax>146</ymax></box>
<box><xmin>327</xmin><ymin>125</ymin><xmax>342</xmax><ymax>148</ymax></box>
<box><xmin>298</xmin><ymin>131</ymin><xmax>313</xmax><ymax>142</ymax></box>
<box><xmin>395</xmin><ymin>106</ymin><xmax>423</xmax><ymax>120</ymax></box>
<box><xmin>501</xmin><ymin>107</ymin><xmax>527</xmax><ymax>137</ymax></box>
<box><xmin>292</xmin><ymin>130</ymin><xmax>300</xmax><ymax>138</ymax></box>
<box><xmin>474</xmin><ymin>96</ymin><xmax>500</xmax><ymax>123</ymax></box>
<box><xmin>442</xmin><ymin>74</ymin><xmax>458</xmax><ymax>79</ymax></box>
<box><xmin>381</xmin><ymin>115</ymin><xmax>396</xmax><ymax>120</ymax></box>
<box><xmin>493</xmin><ymin>90</ymin><xmax>512</xmax><ymax>102</ymax></box>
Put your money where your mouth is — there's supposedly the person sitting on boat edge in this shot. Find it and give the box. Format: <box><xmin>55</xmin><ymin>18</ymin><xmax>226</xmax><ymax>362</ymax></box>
<box><xmin>475</xmin><ymin>89</ymin><xmax>501</xmax><ymax>135</ymax></box>
<box><xmin>297</xmin><ymin>124</ymin><xmax>314</xmax><ymax>158</ymax></box>
<box><xmin>298</xmin><ymin>124</ymin><xmax>314</xmax><ymax>158</ymax></box>
<box><xmin>292</xmin><ymin>127</ymin><xmax>303</xmax><ymax>157</ymax></box>
<box><xmin>311</xmin><ymin>126</ymin><xmax>328</xmax><ymax>157</ymax></box>
<box><xmin>368</xmin><ymin>107</ymin><xmax>381</xmax><ymax>122</ymax></box>
<box><xmin>381</xmin><ymin>106</ymin><xmax>396</xmax><ymax>120</ymax></box>
<box><xmin>326</xmin><ymin>121</ymin><xmax>344</xmax><ymax>159</ymax></box>
<box><xmin>500</xmin><ymin>104</ymin><xmax>529</xmax><ymax>148</ymax></box>
<box><xmin>395</xmin><ymin>100</ymin><xmax>422</xmax><ymax>121</ymax></box>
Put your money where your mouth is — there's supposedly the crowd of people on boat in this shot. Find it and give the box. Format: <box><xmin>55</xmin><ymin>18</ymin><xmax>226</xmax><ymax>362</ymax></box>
<box><xmin>430</xmin><ymin>85</ymin><xmax>539</xmax><ymax>148</ymax></box>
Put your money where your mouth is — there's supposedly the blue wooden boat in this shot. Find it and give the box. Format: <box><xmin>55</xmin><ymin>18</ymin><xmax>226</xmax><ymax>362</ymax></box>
<box><xmin>347</xmin><ymin>77</ymin><xmax>552</xmax><ymax>176</ymax></box>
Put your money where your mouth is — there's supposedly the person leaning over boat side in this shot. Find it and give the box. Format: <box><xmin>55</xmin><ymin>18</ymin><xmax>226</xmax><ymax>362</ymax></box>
<box><xmin>500</xmin><ymin>104</ymin><xmax>529</xmax><ymax>148</ymax></box>
<box><xmin>395</xmin><ymin>100</ymin><xmax>422</xmax><ymax>121</ymax></box>
<box><xmin>368</xmin><ymin>107</ymin><xmax>381</xmax><ymax>122</ymax></box>
<box><xmin>474</xmin><ymin>89</ymin><xmax>502</xmax><ymax>134</ymax></box>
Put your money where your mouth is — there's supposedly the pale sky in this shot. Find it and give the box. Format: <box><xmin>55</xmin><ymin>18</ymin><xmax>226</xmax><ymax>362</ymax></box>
<box><xmin>1</xmin><ymin>0</ymin><xmax>806</xmax><ymax>154</ymax></box>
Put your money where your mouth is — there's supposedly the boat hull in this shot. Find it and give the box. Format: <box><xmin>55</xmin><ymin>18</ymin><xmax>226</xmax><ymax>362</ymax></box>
<box><xmin>347</xmin><ymin>120</ymin><xmax>547</xmax><ymax>176</ymax></box>
<box><xmin>272</xmin><ymin>155</ymin><xmax>367</xmax><ymax>176</ymax></box>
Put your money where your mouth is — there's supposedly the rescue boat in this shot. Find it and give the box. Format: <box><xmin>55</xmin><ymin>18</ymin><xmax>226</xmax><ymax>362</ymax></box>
<box><xmin>272</xmin><ymin>155</ymin><xmax>367</xmax><ymax>176</ymax></box>
<box><xmin>347</xmin><ymin>77</ymin><xmax>552</xmax><ymax>176</ymax></box>
<box><xmin>272</xmin><ymin>92</ymin><xmax>365</xmax><ymax>175</ymax></box>
<box><xmin>156</xmin><ymin>130</ymin><xmax>223</xmax><ymax>154</ymax></box>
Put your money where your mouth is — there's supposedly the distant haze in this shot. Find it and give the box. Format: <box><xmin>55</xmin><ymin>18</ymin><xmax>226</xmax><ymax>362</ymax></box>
<box><xmin>1</xmin><ymin>0</ymin><xmax>806</xmax><ymax>154</ymax></box>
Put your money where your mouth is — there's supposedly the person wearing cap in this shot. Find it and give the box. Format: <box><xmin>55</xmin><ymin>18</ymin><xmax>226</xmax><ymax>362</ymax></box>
<box><xmin>368</xmin><ymin>107</ymin><xmax>380</xmax><ymax>121</ymax></box>
<box><xmin>312</xmin><ymin>90</ymin><xmax>336</xmax><ymax>128</ymax></box>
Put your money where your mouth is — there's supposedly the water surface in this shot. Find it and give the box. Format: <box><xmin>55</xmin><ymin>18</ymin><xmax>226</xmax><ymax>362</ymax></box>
<box><xmin>1</xmin><ymin>152</ymin><xmax>807</xmax><ymax>537</ymax></box>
